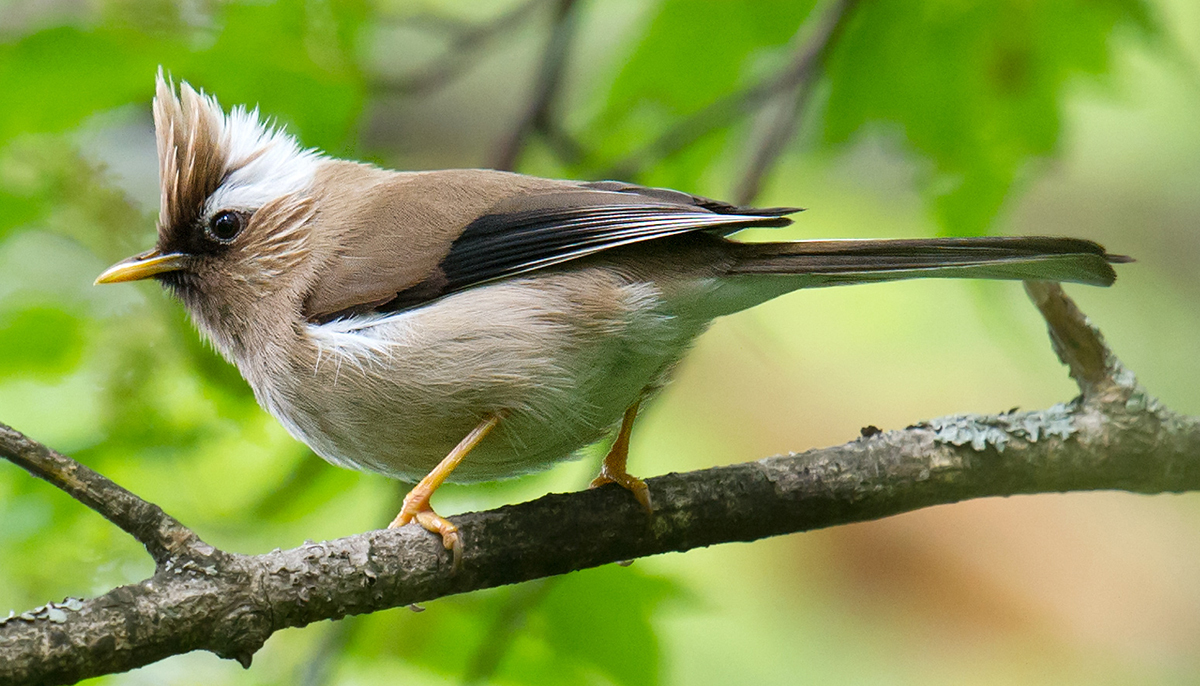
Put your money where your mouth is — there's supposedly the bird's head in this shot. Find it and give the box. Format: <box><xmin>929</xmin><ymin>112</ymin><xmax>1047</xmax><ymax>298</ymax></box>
<box><xmin>97</xmin><ymin>73</ymin><xmax>322</xmax><ymax>357</ymax></box>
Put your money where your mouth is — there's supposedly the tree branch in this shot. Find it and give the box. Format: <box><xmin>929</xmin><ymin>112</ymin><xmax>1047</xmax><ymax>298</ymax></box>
<box><xmin>733</xmin><ymin>0</ymin><xmax>858</xmax><ymax>204</ymax></box>
<box><xmin>1025</xmin><ymin>280</ymin><xmax>1125</xmax><ymax>396</ymax></box>
<box><xmin>492</xmin><ymin>0</ymin><xmax>581</xmax><ymax>171</ymax></box>
<box><xmin>2</xmin><ymin>284</ymin><xmax>1198</xmax><ymax>684</ymax></box>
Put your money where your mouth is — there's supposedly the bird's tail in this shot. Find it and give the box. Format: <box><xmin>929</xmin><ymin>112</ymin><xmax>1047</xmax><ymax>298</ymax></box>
<box><xmin>710</xmin><ymin>236</ymin><xmax>1130</xmax><ymax>316</ymax></box>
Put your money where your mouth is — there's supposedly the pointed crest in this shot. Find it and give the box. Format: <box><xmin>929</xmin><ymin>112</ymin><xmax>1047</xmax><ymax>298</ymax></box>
<box><xmin>152</xmin><ymin>70</ymin><xmax>319</xmax><ymax>236</ymax></box>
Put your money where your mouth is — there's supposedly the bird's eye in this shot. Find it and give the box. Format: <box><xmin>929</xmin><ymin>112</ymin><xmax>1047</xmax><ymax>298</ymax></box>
<box><xmin>208</xmin><ymin>210</ymin><xmax>244</xmax><ymax>242</ymax></box>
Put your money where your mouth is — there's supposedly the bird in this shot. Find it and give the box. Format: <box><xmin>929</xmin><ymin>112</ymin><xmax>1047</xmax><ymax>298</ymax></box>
<box><xmin>96</xmin><ymin>75</ymin><xmax>1128</xmax><ymax>567</ymax></box>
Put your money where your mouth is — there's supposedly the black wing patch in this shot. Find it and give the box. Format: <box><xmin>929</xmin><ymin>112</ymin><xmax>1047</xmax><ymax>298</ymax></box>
<box><xmin>440</xmin><ymin>205</ymin><xmax>785</xmax><ymax>287</ymax></box>
<box><xmin>374</xmin><ymin>187</ymin><xmax>798</xmax><ymax>314</ymax></box>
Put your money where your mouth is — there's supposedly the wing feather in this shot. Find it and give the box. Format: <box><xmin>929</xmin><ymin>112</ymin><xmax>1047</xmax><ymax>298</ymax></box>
<box><xmin>305</xmin><ymin>173</ymin><xmax>798</xmax><ymax>322</ymax></box>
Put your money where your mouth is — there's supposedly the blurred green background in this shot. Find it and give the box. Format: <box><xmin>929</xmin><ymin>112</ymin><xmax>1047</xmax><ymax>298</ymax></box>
<box><xmin>1</xmin><ymin>0</ymin><xmax>1198</xmax><ymax>684</ymax></box>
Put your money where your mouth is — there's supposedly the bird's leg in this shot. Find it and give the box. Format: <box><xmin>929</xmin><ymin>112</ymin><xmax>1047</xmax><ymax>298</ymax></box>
<box><xmin>389</xmin><ymin>414</ymin><xmax>502</xmax><ymax>569</ymax></box>
<box><xmin>590</xmin><ymin>400</ymin><xmax>652</xmax><ymax>512</ymax></box>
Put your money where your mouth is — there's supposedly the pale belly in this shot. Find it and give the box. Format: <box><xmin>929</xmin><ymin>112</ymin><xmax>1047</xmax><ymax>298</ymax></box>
<box><xmin>246</xmin><ymin>269</ymin><xmax>712</xmax><ymax>483</ymax></box>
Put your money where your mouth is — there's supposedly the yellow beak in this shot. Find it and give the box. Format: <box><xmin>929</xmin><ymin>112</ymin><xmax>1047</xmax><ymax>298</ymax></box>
<box><xmin>95</xmin><ymin>249</ymin><xmax>190</xmax><ymax>284</ymax></box>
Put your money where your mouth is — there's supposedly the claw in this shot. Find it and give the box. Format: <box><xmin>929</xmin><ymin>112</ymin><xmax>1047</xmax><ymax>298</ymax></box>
<box><xmin>389</xmin><ymin>495</ymin><xmax>464</xmax><ymax>572</ymax></box>
<box><xmin>589</xmin><ymin>400</ymin><xmax>652</xmax><ymax>513</ymax></box>
<box><xmin>386</xmin><ymin>414</ymin><xmax>502</xmax><ymax>573</ymax></box>
<box><xmin>590</xmin><ymin>469</ymin><xmax>652</xmax><ymax>512</ymax></box>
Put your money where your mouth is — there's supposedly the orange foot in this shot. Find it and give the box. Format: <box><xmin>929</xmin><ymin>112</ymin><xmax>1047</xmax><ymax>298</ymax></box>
<box><xmin>389</xmin><ymin>492</ymin><xmax>462</xmax><ymax>570</ymax></box>
<box><xmin>589</xmin><ymin>401</ymin><xmax>652</xmax><ymax>512</ymax></box>
<box><xmin>387</xmin><ymin>414</ymin><xmax>502</xmax><ymax>571</ymax></box>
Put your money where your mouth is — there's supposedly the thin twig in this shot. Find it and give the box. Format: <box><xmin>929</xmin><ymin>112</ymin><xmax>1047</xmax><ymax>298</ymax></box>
<box><xmin>377</xmin><ymin>0</ymin><xmax>548</xmax><ymax>95</ymax></box>
<box><xmin>0</xmin><ymin>424</ymin><xmax>204</xmax><ymax>566</ymax></box>
<box><xmin>600</xmin><ymin>80</ymin><xmax>779</xmax><ymax>181</ymax></box>
<box><xmin>533</xmin><ymin>116</ymin><xmax>588</xmax><ymax>167</ymax></box>
<box><xmin>493</xmin><ymin>0</ymin><xmax>581</xmax><ymax>171</ymax></box>
<box><xmin>600</xmin><ymin>3</ymin><xmax>857</xmax><ymax>182</ymax></box>
<box><xmin>733</xmin><ymin>0</ymin><xmax>858</xmax><ymax>204</ymax></box>
<box><xmin>1024</xmin><ymin>281</ymin><xmax>1127</xmax><ymax>398</ymax></box>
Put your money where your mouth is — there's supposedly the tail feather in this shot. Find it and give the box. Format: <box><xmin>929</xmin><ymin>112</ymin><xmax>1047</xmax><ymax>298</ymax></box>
<box><xmin>728</xmin><ymin>236</ymin><xmax>1130</xmax><ymax>287</ymax></box>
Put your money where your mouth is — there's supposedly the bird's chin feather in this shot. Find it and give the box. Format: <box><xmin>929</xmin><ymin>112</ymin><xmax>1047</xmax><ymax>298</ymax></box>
<box><xmin>155</xmin><ymin>269</ymin><xmax>198</xmax><ymax>296</ymax></box>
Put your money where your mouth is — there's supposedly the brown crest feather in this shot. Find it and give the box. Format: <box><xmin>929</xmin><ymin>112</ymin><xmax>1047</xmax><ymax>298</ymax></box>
<box><xmin>154</xmin><ymin>72</ymin><xmax>227</xmax><ymax>236</ymax></box>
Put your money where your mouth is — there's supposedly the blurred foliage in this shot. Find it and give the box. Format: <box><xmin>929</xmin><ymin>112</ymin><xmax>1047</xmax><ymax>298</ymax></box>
<box><xmin>0</xmin><ymin>306</ymin><xmax>85</xmax><ymax>380</ymax></box>
<box><xmin>362</xmin><ymin>568</ymin><xmax>684</xmax><ymax>685</ymax></box>
<box><xmin>591</xmin><ymin>0</ymin><xmax>818</xmax><ymax>189</ymax></box>
<box><xmin>0</xmin><ymin>1</ymin><xmax>366</xmax><ymax>152</ymax></box>
<box><xmin>824</xmin><ymin>0</ymin><xmax>1157</xmax><ymax>236</ymax></box>
<box><xmin>0</xmin><ymin>0</ymin><xmax>1193</xmax><ymax>684</ymax></box>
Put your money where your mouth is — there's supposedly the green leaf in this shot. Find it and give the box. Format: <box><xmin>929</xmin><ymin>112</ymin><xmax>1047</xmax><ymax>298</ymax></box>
<box><xmin>500</xmin><ymin>566</ymin><xmax>685</xmax><ymax>686</ymax></box>
<box><xmin>342</xmin><ymin>566</ymin><xmax>684</xmax><ymax>686</ymax></box>
<box><xmin>823</xmin><ymin>0</ymin><xmax>1157</xmax><ymax>235</ymax></box>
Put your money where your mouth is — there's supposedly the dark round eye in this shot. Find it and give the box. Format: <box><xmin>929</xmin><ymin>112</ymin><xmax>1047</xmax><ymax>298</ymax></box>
<box><xmin>209</xmin><ymin>210</ymin><xmax>244</xmax><ymax>241</ymax></box>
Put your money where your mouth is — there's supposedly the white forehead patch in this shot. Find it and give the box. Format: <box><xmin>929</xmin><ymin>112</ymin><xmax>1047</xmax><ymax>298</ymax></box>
<box><xmin>198</xmin><ymin>94</ymin><xmax>322</xmax><ymax>216</ymax></box>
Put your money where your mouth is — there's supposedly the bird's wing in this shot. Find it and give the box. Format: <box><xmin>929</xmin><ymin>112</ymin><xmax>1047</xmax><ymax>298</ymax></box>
<box><xmin>434</xmin><ymin>183</ymin><xmax>796</xmax><ymax>294</ymax></box>
<box><xmin>303</xmin><ymin>173</ymin><xmax>797</xmax><ymax>322</ymax></box>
